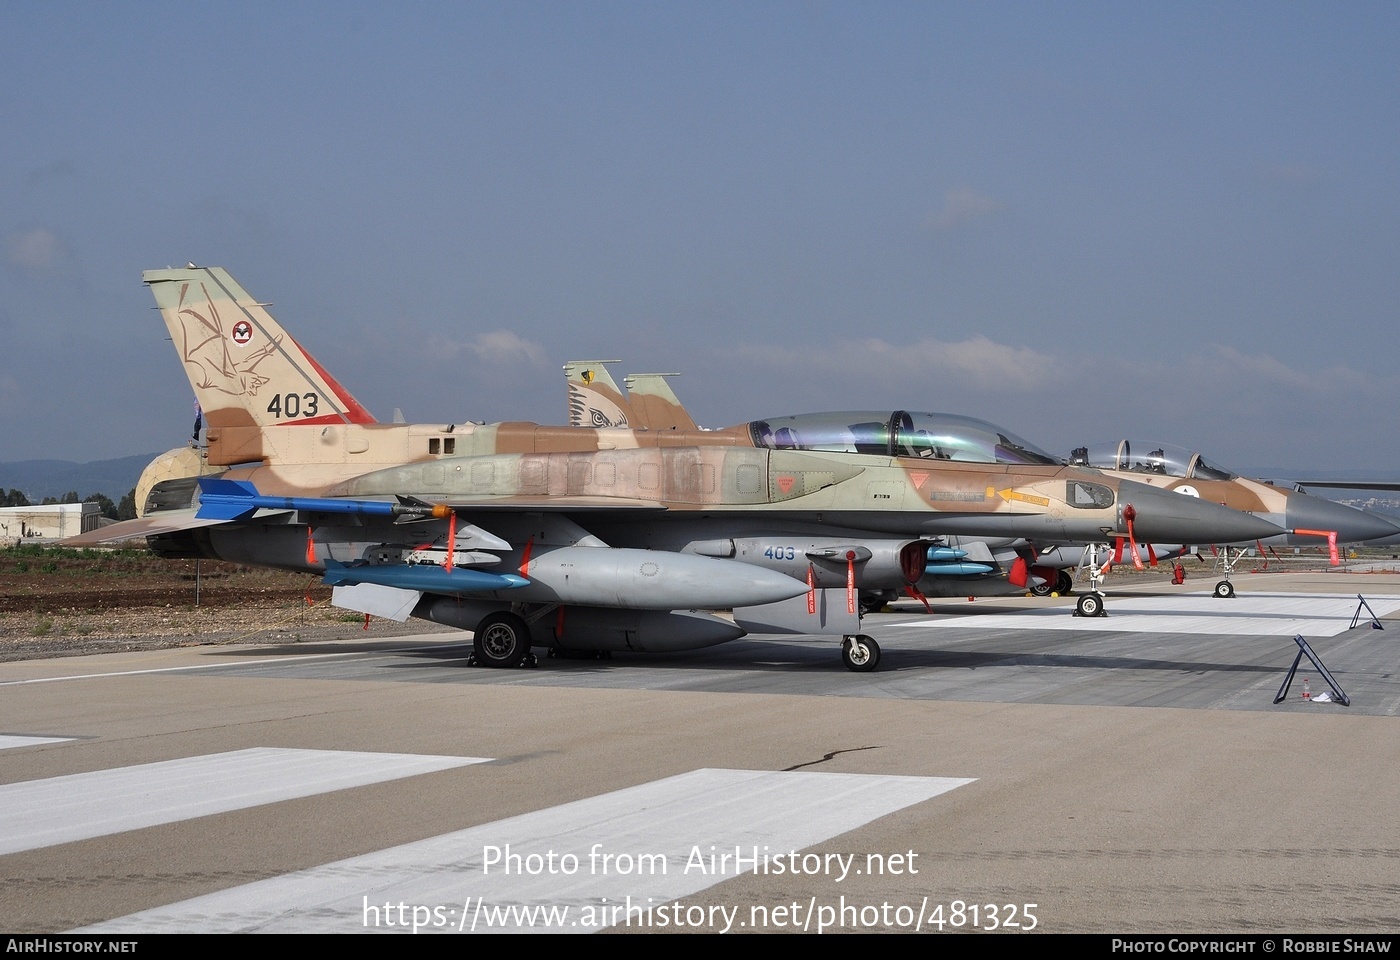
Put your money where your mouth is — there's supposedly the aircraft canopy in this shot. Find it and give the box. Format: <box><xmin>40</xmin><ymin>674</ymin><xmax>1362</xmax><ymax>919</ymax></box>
<box><xmin>747</xmin><ymin>411</ymin><xmax>1060</xmax><ymax>465</ymax></box>
<box><xmin>1069</xmin><ymin>441</ymin><xmax>1236</xmax><ymax>481</ymax></box>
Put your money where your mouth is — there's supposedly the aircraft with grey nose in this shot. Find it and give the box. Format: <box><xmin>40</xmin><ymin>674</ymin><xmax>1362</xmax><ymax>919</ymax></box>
<box><xmin>68</xmin><ymin>266</ymin><xmax>1282</xmax><ymax>670</ymax></box>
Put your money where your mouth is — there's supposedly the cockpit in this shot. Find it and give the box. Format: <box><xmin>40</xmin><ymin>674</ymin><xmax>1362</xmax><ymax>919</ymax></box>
<box><xmin>747</xmin><ymin>411</ymin><xmax>1061</xmax><ymax>465</ymax></box>
<box><xmin>1068</xmin><ymin>441</ymin><xmax>1236</xmax><ymax>481</ymax></box>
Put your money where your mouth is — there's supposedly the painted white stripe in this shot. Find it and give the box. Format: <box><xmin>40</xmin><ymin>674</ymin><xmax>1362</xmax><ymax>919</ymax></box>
<box><xmin>0</xmin><ymin>748</ymin><xmax>488</xmax><ymax>856</ymax></box>
<box><xmin>83</xmin><ymin>768</ymin><xmax>973</xmax><ymax>934</ymax></box>
<box><xmin>919</xmin><ymin>592</ymin><xmax>1400</xmax><ymax>637</ymax></box>
<box><xmin>0</xmin><ymin>637</ymin><xmax>459</xmax><ymax>687</ymax></box>
<box><xmin>0</xmin><ymin>734</ymin><xmax>76</xmax><ymax>750</ymax></box>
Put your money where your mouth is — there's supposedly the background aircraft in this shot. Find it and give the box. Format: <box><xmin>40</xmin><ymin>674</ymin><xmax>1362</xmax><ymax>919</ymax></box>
<box><xmin>1067</xmin><ymin>441</ymin><xmax>1400</xmax><ymax>596</ymax></box>
<box><xmin>70</xmin><ymin>267</ymin><xmax>1282</xmax><ymax>669</ymax></box>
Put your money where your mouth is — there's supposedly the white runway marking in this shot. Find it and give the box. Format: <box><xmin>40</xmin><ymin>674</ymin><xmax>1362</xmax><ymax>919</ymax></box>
<box><xmin>917</xmin><ymin>592</ymin><xmax>1400</xmax><ymax>637</ymax></box>
<box><xmin>0</xmin><ymin>734</ymin><xmax>75</xmax><ymax>751</ymax></box>
<box><xmin>0</xmin><ymin>748</ymin><xmax>488</xmax><ymax>856</ymax></box>
<box><xmin>0</xmin><ymin>638</ymin><xmax>457</xmax><ymax>686</ymax></box>
<box><xmin>83</xmin><ymin>768</ymin><xmax>973</xmax><ymax>934</ymax></box>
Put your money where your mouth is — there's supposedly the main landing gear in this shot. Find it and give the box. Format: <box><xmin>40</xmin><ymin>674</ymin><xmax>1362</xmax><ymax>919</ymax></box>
<box><xmin>1030</xmin><ymin>569</ymin><xmax>1076</xmax><ymax>598</ymax></box>
<box><xmin>467</xmin><ymin>612</ymin><xmax>538</xmax><ymax>668</ymax></box>
<box><xmin>842</xmin><ymin>634</ymin><xmax>881</xmax><ymax>672</ymax></box>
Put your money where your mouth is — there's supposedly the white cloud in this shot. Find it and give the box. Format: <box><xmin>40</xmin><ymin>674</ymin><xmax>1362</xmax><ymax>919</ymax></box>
<box><xmin>926</xmin><ymin>187</ymin><xmax>1004</xmax><ymax>232</ymax></box>
<box><xmin>1188</xmin><ymin>346</ymin><xmax>1380</xmax><ymax>397</ymax></box>
<box><xmin>434</xmin><ymin>329</ymin><xmax>547</xmax><ymax>367</ymax></box>
<box><xmin>729</xmin><ymin>334</ymin><xmax>1061</xmax><ymax>391</ymax></box>
<box><xmin>5</xmin><ymin>227</ymin><xmax>68</xmax><ymax>272</ymax></box>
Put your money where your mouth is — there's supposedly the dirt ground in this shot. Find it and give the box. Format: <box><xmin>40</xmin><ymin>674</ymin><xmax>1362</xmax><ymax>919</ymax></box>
<box><xmin>0</xmin><ymin>546</ymin><xmax>453</xmax><ymax>661</ymax></box>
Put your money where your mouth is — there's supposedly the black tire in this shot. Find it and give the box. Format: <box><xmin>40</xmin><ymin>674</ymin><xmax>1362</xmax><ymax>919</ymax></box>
<box><xmin>1029</xmin><ymin>580</ymin><xmax>1053</xmax><ymax>598</ymax></box>
<box><xmin>473</xmin><ymin>612</ymin><xmax>531</xmax><ymax>668</ymax></box>
<box><xmin>1056</xmin><ymin>570</ymin><xmax>1075</xmax><ymax>595</ymax></box>
<box><xmin>1213</xmin><ymin>580</ymin><xmax>1235</xmax><ymax>599</ymax></box>
<box><xmin>1076</xmin><ymin>592</ymin><xmax>1104</xmax><ymax>618</ymax></box>
<box><xmin>842</xmin><ymin>634</ymin><xmax>881</xmax><ymax>672</ymax></box>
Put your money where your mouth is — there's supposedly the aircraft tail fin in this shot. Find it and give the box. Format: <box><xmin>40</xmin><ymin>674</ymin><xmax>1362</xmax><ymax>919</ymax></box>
<box><xmin>623</xmin><ymin>372</ymin><xmax>698</xmax><ymax>432</ymax></box>
<box><xmin>144</xmin><ymin>265</ymin><xmax>376</xmax><ymax>464</ymax></box>
<box><xmin>563</xmin><ymin>360</ymin><xmax>634</xmax><ymax>428</ymax></box>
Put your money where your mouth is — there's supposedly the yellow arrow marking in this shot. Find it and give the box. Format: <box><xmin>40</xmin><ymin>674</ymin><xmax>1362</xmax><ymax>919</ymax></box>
<box><xmin>998</xmin><ymin>488</ymin><xmax>1050</xmax><ymax>507</ymax></box>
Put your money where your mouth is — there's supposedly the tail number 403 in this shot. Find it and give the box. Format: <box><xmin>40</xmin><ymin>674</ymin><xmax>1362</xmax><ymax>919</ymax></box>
<box><xmin>266</xmin><ymin>392</ymin><xmax>321</xmax><ymax>419</ymax></box>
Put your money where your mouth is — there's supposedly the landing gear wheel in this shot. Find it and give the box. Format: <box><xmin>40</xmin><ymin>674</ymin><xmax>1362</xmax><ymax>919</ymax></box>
<box><xmin>1213</xmin><ymin>580</ymin><xmax>1235</xmax><ymax>599</ymax></box>
<box><xmin>1029</xmin><ymin>581</ymin><xmax>1053</xmax><ymax>598</ymax></box>
<box><xmin>1075</xmin><ymin>592</ymin><xmax>1105</xmax><ymax>618</ymax></box>
<box><xmin>1056</xmin><ymin>570</ymin><xmax>1075</xmax><ymax>595</ymax></box>
<box><xmin>473</xmin><ymin>612</ymin><xmax>531</xmax><ymax>668</ymax></box>
<box><xmin>842</xmin><ymin>634</ymin><xmax>881</xmax><ymax>672</ymax></box>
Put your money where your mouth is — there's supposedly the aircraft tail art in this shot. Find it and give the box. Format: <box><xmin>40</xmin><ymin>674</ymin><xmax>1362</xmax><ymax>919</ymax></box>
<box><xmin>144</xmin><ymin>265</ymin><xmax>376</xmax><ymax>465</ymax></box>
<box><xmin>564</xmin><ymin>361</ymin><xmax>698</xmax><ymax>432</ymax></box>
<box><xmin>563</xmin><ymin>360</ymin><xmax>633</xmax><ymax>428</ymax></box>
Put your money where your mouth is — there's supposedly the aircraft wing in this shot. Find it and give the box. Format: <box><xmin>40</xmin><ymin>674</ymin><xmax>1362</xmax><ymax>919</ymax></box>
<box><xmin>1292</xmin><ymin>479</ymin><xmax>1400</xmax><ymax>492</ymax></box>
<box><xmin>62</xmin><ymin>509</ymin><xmax>244</xmax><ymax>547</ymax></box>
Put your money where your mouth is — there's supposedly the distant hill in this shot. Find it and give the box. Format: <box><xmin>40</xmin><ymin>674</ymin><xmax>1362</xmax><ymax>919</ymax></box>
<box><xmin>0</xmin><ymin>454</ymin><xmax>160</xmax><ymax>502</ymax></box>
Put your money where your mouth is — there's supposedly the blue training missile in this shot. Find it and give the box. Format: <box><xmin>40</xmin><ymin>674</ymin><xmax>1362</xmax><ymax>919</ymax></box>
<box><xmin>196</xmin><ymin>477</ymin><xmax>452</xmax><ymax>522</ymax></box>
<box><xmin>321</xmin><ymin>559</ymin><xmax>528</xmax><ymax>594</ymax></box>
<box><xmin>922</xmin><ymin>561</ymin><xmax>994</xmax><ymax>576</ymax></box>
<box><xmin>926</xmin><ymin>546</ymin><xmax>970</xmax><ymax>562</ymax></box>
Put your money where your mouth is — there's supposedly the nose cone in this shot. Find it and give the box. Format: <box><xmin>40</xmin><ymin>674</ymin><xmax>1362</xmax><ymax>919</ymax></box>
<box><xmin>1118</xmin><ymin>479</ymin><xmax>1284</xmax><ymax>544</ymax></box>
<box><xmin>1284</xmin><ymin>493</ymin><xmax>1400</xmax><ymax>545</ymax></box>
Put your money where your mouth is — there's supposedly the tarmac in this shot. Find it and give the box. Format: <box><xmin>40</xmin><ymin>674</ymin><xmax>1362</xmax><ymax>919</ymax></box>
<box><xmin>3</xmin><ymin>570</ymin><xmax>1399</xmax><ymax>934</ymax></box>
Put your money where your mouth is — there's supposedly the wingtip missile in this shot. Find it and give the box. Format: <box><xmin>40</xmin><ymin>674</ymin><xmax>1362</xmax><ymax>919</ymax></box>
<box><xmin>195</xmin><ymin>477</ymin><xmax>453</xmax><ymax>522</ymax></box>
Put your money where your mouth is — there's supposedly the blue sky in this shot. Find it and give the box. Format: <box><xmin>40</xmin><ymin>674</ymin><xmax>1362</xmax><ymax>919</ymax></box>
<box><xmin>3</xmin><ymin>2</ymin><xmax>1398</xmax><ymax>473</ymax></box>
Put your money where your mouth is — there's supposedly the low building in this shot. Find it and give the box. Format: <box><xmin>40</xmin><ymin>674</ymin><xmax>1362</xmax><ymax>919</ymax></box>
<box><xmin>0</xmin><ymin>503</ymin><xmax>102</xmax><ymax>543</ymax></box>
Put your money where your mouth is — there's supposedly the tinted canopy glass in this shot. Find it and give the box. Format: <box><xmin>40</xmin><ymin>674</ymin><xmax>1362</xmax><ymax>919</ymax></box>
<box><xmin>748</xmin><ymin>411</ymin><xmax>1060</xmax><ymax>465</ymax></box>
<box><xmin>1068</xmin><ymin>441</ymin><xmax>1237</xmax><ymax>481</ymax></box>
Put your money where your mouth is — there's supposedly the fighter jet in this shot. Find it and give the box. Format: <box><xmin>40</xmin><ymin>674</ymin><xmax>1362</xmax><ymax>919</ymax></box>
<box><xmin>1064</xmin><ymin>441</ymin><xmax>1400</xmax><ymax>597</ymax></box>
<box><xmin>69</xmin><ymin>266</ymin><xmax>1282</xmax><ymax>670</ymax></box>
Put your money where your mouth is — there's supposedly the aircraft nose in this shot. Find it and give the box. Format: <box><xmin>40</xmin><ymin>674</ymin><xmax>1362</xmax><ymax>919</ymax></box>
<box><xmin>1284</xmin><ymin>494</ymin><xmax>1400</xmax><ymax>544</ymax></box>
<box><xmin>1117</xmin><ymin>480</ymin><xmax>1284</xmax><ymax>544</ymax></box>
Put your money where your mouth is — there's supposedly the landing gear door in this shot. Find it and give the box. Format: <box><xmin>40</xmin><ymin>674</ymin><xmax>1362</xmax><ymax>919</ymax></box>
<box><xmin>734</xmin><ymin>589</ymin><xmax>860</xmax><ymax>636</ymax></box>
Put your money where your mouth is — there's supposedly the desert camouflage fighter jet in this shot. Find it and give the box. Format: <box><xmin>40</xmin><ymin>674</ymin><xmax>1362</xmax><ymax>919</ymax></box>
<box><xmin>69</xmin><ymin>266</ymin><xmax>1282</xmax><ymax>670</ymax></box>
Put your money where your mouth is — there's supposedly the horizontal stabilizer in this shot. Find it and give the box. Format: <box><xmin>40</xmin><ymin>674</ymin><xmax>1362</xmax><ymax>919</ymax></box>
<box><xmin>61</xmin><ymin>509</ymin><xmax>228</xmax><ymax>547</ymax></box>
